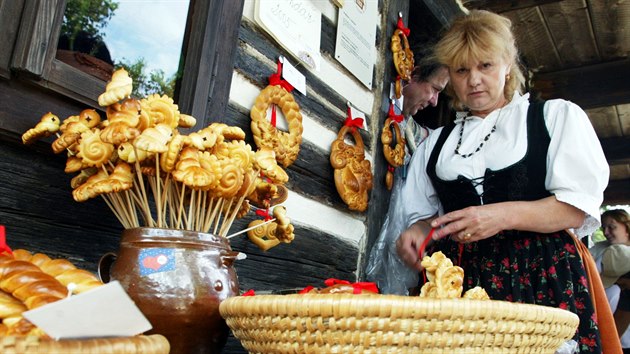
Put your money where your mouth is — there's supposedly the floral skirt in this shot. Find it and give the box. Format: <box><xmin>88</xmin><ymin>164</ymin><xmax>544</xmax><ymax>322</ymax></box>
<box><xmin>427</xmin><ymin>230</ymin><xmax>601</xmax><ymax>353</ymax></box>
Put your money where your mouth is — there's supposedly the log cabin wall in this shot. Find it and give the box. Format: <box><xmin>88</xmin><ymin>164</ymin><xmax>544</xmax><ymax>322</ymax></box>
<box><xmin>0</xmin><ymin>0</ymin><xmax>457</xmax><ymax>352</ymax></box>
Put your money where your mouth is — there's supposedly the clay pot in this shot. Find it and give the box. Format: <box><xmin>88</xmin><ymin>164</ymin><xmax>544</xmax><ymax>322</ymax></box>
<box><xmin>99</xmin><ymin>227</ymin><xmax>240</xmax><ymax>353</ymax></box>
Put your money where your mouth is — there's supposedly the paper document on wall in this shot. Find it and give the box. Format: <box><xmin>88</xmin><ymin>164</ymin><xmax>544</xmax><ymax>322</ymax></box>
<box><xmin>335</xmin><ymin>0</ymin><xmax>377</xmax><ymax>88</ymax></box>
<box><xmin>255</xmin><ymin>0</ymin><xmax>322</xmax><ymax>71</ymax></box>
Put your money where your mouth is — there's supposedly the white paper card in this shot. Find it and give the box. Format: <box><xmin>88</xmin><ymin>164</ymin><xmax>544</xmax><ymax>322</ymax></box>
<box><xmin>255</xmin><ymin>0</ymin><xmax>322</xmax><ymax>71</ymax></box>
<box><xmin>348</xmin><ymin>104</ymin><xmax>368</xmax><ymax>132</ymax></box>
<box><xmin>23</xmin><ymin>281</ymin><xmax>152</xmax><ymax>339</ymax></box>
<box><xmin>280</xmin><ymin>56</ymin><xmax>307</xmax><ymax>96</ymax></box>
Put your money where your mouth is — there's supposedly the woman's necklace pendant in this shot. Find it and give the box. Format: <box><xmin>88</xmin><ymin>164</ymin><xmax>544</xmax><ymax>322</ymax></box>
<box><xmin>454</xmin><ymin>108</ymin><xmax>503</xmax><ymax>158</ymax></box>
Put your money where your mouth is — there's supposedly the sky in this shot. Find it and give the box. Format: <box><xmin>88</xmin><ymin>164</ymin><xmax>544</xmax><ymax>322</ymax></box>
<box><xmin>101</xmin><ymin>0</ymin><xmax>190</xmax><ymax>78</ymax></box>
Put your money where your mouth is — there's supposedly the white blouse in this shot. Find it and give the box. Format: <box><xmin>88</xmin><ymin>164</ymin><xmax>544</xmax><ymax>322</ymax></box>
<box><xmin>401</xmin><ymin>92</ymin><xmax>609</xmax><ymax>236</ymax></box>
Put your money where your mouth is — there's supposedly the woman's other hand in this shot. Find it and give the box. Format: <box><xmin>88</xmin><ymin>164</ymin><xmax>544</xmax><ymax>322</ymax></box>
<box><xmin>396</xmin><ymin>219</ymin><xmax>434</xmax><ymax>271</ymax></box>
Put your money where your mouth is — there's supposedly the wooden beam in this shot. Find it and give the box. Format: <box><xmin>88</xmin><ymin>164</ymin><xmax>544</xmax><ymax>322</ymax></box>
<box><xmin>604</xmin><ymin>178</ymin><xmax>630</xmax><ymax>205</ymax></box>
<box><xmin>460</xmin><ymin>0</ymin><xmax>563</xmax><ymax>13</ymax></box>
<box><xmin>410</xmin><ymin>0</ymin><xmax>464</xmax><ymax>26</ymax></box>
<box><xmin>600</xmin><ymin>136</ymin><xmax>630</xmax><ymax>165</ymax></box>
<box><xmin>532</xmin><ymin>59</ymin><xmax>630</xmax><ymax>109</ymax></box>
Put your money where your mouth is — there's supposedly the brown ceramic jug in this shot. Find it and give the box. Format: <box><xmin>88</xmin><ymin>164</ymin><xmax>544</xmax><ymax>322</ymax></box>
<box><xmin>99</xmin><ymin>227</ymin><xmax>240</xmax><ymax>354</ymax></box>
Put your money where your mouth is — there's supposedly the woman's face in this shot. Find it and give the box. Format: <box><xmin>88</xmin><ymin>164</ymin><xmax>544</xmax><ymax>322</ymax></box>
<box><xmin>449</xmin><ymin>56</ymin><xmax>511</xmax><ymax>116</ymax></box>
<box><xmin>602</xmin><ymin>216</ymin><xmax>630</xmax><ymax>244</ymax></box>
<box><xmin>402</xmin><ymin>67</ymin><xmax>449</xmax><ymax>116</ymax></box>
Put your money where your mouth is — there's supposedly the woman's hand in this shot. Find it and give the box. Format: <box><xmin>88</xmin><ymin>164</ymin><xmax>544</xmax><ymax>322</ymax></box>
<box><xmin>429</xmin><ymin>196</ymin><xmax>585</xmax><ymax>243</ymax></box>
<box><xmin>430</xmin><ymin>204</ymin><xmax>507</xmax><ymax>243</ymax></box>
<box><xmin>396</xmin><ymin>219</ymin><xmax>434</xmax><ymax>271</ymax></box>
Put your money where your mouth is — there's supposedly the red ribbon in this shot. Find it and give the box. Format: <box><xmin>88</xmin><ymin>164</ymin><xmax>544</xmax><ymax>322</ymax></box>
<box><xmin>268</xmin><ymin>61</ymin><xmax>294</xmax><ymax>92</ymax></box>
<box><xmin>270</xmin><ymin>104</ymin><xmax>277</xmax><ymax>127</ymax></box>
<box><xmin>298</xmin><ymin>285</ymin><xmax>315</xmax><ymax>294</ymax></box>
<box><xmin>388</xmin><ymin>103</ymin><xmax>404</xmax><ymax>123</ymax></box>
<box><xmin>387</xmin><ymin>165</ymin><xmax>395</xmax><ymax>172</ymax></box>
<box><xmin>255</xmin><ymin>208</ymin><xmax>273</xmax><ymax>221</ymax></box>
<box><xmin>324</xmin><ymin>278</ymin><xmax>379</xmax><ymax>294</ymax></box>
<box><xmin>344</xmin><ymin>116</ymin><xmax>364</xmax><ymax>129</ymax></box>
<box><xmin>344</xmin><ymin>105</ymin><xmax>364</xmax><ymax>131</ymax></box>
<box><xmin>396</xmin><ymin>16</ymin><xmax>410</xmax><ymax>36</ymax></box>
<box><xmin>242</xmin><ymin>289</ymin><xmax>256</xmax><ymax>296</ymax></box>
<box><xmin>0</xmin><ymin>225</ymin><xmax>12</xmax><ymax>256</ymax></box>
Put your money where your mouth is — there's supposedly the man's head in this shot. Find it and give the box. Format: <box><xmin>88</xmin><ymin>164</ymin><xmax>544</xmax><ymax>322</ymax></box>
<box><xmin>402</xmin><ymin>64</ymin><xmax>449</xmax><ymax>116</ymax></box>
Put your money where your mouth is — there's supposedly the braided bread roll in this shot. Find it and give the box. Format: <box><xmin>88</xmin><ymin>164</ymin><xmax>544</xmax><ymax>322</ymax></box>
<box><xmin>13</xmin><ymin>249</ymin><xmax>103</xmax><ymax>294</ymax></box>
<box><xmin>0</xmin><ymin>290</ymin><xmax>26</xmax><ymax>319</ymax></box>
<box><xmin>0</xmin><ymin>259</ymin><xmax>68</xmax><ymax>307</ymax></box>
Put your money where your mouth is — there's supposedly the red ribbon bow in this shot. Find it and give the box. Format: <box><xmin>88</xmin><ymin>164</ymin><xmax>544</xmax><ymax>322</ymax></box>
<box><xmin>0</xmin><ymin>226</ymin><xmax>12</xmax><ymax>256</ymax></box>
<box><xmin>268</xmin><ymin>61</ymin><xmax>294</xmax><ymax>93</ymax></box>
<box><xmin>242</xmin><ymin>289</ymin><xmax>256</xmax><ymax>296</ymax></box>
<box><xmin>255</xmin><ymin>208</ymin><xmax>273</xmax><ymax>221</ymax></box>
<box><xmin>344</xmin><ymin>106</ymin><xmax>364</xmax><ymax>131</ymax></box>
<box><xmin>298</xmin><ymin>285</ymin><xmax>316</xmax><ymax>294</ymax></box>
<box><xmin>388</xmin><ymin>103</ymin><xmax>404</xmax><ymax>123</ymax></box>
<box><xmin>396</xmin><ymin>16</ymin><xmax>410</xmax><ymax>36</ymax></box>
<box><xmin>324</xmin><ymin>278</ymin><xmax>379</xmax><ymax>294</ymax></box>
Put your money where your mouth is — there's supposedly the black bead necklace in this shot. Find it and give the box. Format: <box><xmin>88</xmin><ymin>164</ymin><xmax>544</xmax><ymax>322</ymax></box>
<box><xmin>454</xmin><ymin>107</ymin><xmax>503</xmax><ymax>158</ymax></box>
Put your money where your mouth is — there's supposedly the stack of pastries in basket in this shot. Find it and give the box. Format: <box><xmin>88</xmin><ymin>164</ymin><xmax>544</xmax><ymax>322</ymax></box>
<box><xmin>0</xmin><ymin>249</ymin><xmax>103</xmax><ymax>337</ymax></box>
<box><xmin>299</xmin><ymin>252</ymin><xmax>490</xmax><ymax>299</ymax></box>
<box><xmin>420</xmin><ymin>251</ymin><xmax>489</xmax><ymax>300</ymax></box>
<box><xmin>21</xmin><ymin>68</ymin><xmax>295</xmax><ymax>247</ymax></box>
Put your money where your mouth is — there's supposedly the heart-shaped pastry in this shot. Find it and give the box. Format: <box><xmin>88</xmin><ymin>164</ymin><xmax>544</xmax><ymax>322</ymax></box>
<box><xmin>247</xmin><ymin>220</ymin><xmax>280</xmax><ymax>251</ymax></box>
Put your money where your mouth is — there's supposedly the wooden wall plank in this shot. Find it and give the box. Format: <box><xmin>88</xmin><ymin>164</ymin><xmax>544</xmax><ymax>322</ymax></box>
<box><xmin>539</xmin><ymin>0</ymin><xmax>599</xmax><ymax>67</ymax></box>
<box><xmin>0</xmin><ymin>0</ymin><xmax>25</xmax><ymax>78</ymax></box>
<box><xmin>604</xmin><ymin>178</ymin><xmax>630</xmax><ymax>205</ymax></box>
<box><xmin>11</xmin><ymin>0</ymin><xmax>63</xmax><ymax>77</ymax></box>
<box><xmin>588</xmin><ymin>0</ymin><xmax>630</xmax><ymax>60</ymax></box>
<box><xmin>532</xmin><ymin>59</ymin><xmax>630</xmax><ymax>109</ymax></box>
<box><xmin>503</xmin><ymin>7</ymin><xmax>562</xmax><ymax>72</ymax></box>
<box><xmin>585</xmin><ymin>106</ymin><xmax>622</xmax><ymax>138</ymax></box>
<box><xmin>461</xmin><ymin>0</ymin><xmax>563</xmax><ymax>12</ymax></box>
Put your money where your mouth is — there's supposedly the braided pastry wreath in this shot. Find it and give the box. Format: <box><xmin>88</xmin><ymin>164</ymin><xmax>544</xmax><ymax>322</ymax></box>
<box><xmin>250</xmin><ymin>85</ymin><xmax>303</xmax><ymax>168</ymax></box>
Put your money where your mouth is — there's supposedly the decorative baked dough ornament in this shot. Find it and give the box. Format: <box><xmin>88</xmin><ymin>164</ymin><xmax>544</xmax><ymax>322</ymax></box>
<box><xmin>381</xmin><ymin>102</ymin><xmax>406</xmax><ymax>190</ymax></box>
<box><xmin>246</xmin><ymin>205</ymin><xmax>294</xmax><ymax>251</ymax></box>
<box><xmin>250</xmin><ymin>60</ymin><xmax>303</xmax><ymax>168</ymax></box>
<box><xmin>330</xmin><ymin>113</ymin><xmax>373</xmax><ymax>212</ymax></box>
<box><xmin>391</xmin><ymin>14</ymin><xmax>414</xmax><ymax>98</ymax></box>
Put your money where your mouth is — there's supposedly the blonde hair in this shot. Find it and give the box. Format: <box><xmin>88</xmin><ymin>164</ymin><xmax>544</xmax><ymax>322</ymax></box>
<box><xmin>434</xmin><ymin>10</ymin><xmax>525</xmax><ymax>110</ymax></box>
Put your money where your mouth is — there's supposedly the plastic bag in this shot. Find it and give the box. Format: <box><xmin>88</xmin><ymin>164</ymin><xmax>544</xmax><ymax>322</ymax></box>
<box><xmin>555</xmin><ymin>340</ymin><xmax>578</xmax><ymax>354</ymax></box>
<box><xmin>365</xmin><ymin>166</ymin><xmax>419</xmax><ymax>295</ymax></box>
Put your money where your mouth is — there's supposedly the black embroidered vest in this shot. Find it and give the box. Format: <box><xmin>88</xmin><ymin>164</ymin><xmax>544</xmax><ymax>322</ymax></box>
<box><xmin>427</xmin><ymin>101</ymin><xmax>551</xmax><ymax>214</ymax></box>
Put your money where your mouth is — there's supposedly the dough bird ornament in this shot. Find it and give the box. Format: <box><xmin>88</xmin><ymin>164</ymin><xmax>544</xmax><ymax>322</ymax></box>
<box><xmin>250</xmin><ymin>60</ymin><xmax>303</xmax><ymax>168</ymax></box>
<box><xmin>330</xmin><ymin>112</ymin><xmax>373</xmax><ymax>212</ymax></box>
<box><xmin>381</xmin><ymin>102</ymin><xmax>406</xmax><ymax>190</ymax></box>
<box><xmin>391</xmin><ymin>14</ymin><xmax>414</xmax><ymax>99</ymax></box>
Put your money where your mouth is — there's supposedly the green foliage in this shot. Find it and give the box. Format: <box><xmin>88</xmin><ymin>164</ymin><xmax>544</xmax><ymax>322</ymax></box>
<box><xmin>61</xmin><ymin>0</ymin><xmax>118</xmax><ymax>52</ymax></box>
<box><xmin>116</xmin><ymin>59</ymin><xmax>177</xmax><ymax>98</ymax></box>
<box><xmin>61</xmin><ymin>0</ymin><xmax>179</xmax><ymax>97</ymax></box>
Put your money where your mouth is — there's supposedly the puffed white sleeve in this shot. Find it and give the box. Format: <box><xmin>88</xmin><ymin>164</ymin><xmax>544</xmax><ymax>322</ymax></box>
<box><xmin>400</xmin><ymin>129</ymin><xmax>442</xmax><ymax>229</ymax></box>
<box><xmin>544</xmin><ymin>99</ymin><xmax>609</xmax><ymax>236</ymax></box>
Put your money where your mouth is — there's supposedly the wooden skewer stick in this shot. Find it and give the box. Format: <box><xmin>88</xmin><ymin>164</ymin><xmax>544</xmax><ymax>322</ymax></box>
<box><xmin>226</xmin><ymin>218</ymin><xmax>276</xmax><ymax>239</ymax></box>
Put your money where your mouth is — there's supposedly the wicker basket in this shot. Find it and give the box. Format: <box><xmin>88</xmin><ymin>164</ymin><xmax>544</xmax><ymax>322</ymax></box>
<box><xmin>219</xmin><ymin>294</ymin><xmax>579</xmax><ymax>354</ymax></box>
<box><xmin>0</xmin><ymin>334</ymin><xmax>170</xmax><ymax>354</ymax></box>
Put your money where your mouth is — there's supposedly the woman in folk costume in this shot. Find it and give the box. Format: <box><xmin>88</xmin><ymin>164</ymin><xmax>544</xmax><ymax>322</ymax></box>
<box><xmin>396</xmin><ymin>10</ymin><xmax>612</xmax><ymax>353</ymax></box>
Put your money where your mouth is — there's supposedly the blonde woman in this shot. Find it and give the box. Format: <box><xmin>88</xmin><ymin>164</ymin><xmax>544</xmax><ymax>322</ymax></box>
<box><xmin>396</xmin><ymin>10</ymin><xmax>609</xmax><ymax>352</ymax></box>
